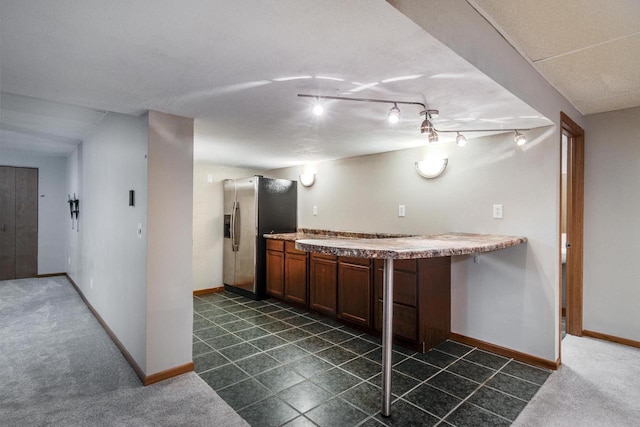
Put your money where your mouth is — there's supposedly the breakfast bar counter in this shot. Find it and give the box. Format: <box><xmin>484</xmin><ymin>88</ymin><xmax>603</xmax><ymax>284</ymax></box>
<box><xmin>294</xmin><ymin>231</ymin><xmax>527</xmax><ymax>417</ymax></box>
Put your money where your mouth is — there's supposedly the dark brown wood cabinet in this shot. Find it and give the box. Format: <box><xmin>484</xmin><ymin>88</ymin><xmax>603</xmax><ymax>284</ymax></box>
<box><xmin>374</xmin><ymin>257</ymin><xmax>451</xmax><ymax>351</ymax></box>
<box><xmin>266</xmin><ymin>238</ymin><xmax>452</xmax><ymax>352</ymax></box>
<box><xmin>266</xmin><ymin>241</ymin><xmax>285</xmax><ymax>298</ymax></box>
<box><xmin>309</xmin><ymin>253</ymin><xmax>337</xmax><ymax>315</ymax></box>
<box><xmin>266</xmin><ymin>240</ymin><xmax>309</xmax><ymax>304</ymax></box>
<box><xmin>283</xmin><ymin>241</ymin><xmax>308</xmax><ymax>304</ymax></box>
<box><xmin>337</xmin><ymin>258</ymin><xmax>372</xmax><ymax>327</ymax></box>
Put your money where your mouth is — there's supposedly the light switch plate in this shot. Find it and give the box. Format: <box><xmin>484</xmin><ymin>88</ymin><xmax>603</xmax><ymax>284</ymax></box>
<box><xmin>137</xmin><ymin>222</ymin><xmax>143</xmax><ymax>238</ymax></box>
<box><xmin>493</xmin><ymin>204</ymin><xmax>503</xmax><ymax>219</ymax></box>
<box><xmin>398</xmin><ymin>205</ymin><xmax>406</xmax><ymax>217</ymax></box>
<box><xmin>313</xmin><ymin>206</ymin><xmax>318</xmax><ymax>216</ymax></box>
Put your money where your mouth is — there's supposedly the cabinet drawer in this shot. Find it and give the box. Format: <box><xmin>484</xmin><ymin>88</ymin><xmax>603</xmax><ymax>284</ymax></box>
<box><xmin>285</xmin><ymin>240</ymin><xmax>307</xmax><ymax>255</ymax></box>
<box><xmin>311</xmin><ymin>253</ymin><xmax>337</xmax><ymax>261</ymax></box>
<box><xmin>375</xmin><ymin>300</ymin><xmax>417</xmax><ymax>342</ymax></box>
<box><xmin>375</xmin><ymin>270</ymin><xmax>417</xmax><ymax>307</ymax></box>
<box><xmin>340</xmin><ymin>256</ymin><xmax>371</xmax><ymax>266</ymax></box>
<box><xmin>374</xmin><ymin>259</ymin><xmax>417</xmax><ymax>272</ymax></box>
<box><xmin>266</xmin><ymin>239</ymin><xmax>284</xmax><ymax>252</ymax></box>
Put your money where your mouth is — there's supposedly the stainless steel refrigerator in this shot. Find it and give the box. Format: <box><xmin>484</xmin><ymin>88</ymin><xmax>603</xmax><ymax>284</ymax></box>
<box><xmin>223</xmin><ymin>176</ymin><xmax>297</xmax><ymax>299</ymax></box>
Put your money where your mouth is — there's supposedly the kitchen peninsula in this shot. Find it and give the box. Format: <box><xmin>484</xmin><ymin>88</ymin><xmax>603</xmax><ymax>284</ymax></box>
<box><xmin>265</xmin><ymin>229</ymin><xmax>527</xmax><ymax>416</ymax></box>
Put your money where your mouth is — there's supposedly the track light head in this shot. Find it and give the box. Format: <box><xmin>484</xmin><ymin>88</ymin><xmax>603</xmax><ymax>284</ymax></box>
<box><xmin>428</xmin><ymin>130</ymin><xmax>439</xmax><ymax>143</ymax></box>
<box><xmin>514</xmin><ymin>130</ymin><xmax>527</xmax><ymax>146</ymax></box>
<box><xmin>387</xmin><ymin>103</ymin><xmax>400</xmax><ymax>124</ymax></box>
<box><xmin>456</xmin><ymin>132</ymin><xmax>467</xmax><ymax>147</ymax></box>
<box><xmin>420</xmin><ymin>118</ymin><xmax>434</xmax><ymax>135</ymax></box>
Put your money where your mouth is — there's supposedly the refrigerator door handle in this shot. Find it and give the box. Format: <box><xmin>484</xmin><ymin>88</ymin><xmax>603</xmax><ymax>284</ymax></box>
<box><xmin>232</xmin><ymin>201</ymin><xmax>240</xmax><ymax>252</ymax></box>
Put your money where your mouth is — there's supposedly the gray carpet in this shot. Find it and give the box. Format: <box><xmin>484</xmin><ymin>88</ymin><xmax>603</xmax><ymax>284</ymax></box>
<box><xmin>513</xmin><ymin>334</ymin><xmax>640</xmax><ymax>426</ymax></box>
<box><xmin>0</xmin><ymin>276</ymin><xmax>248</xmax><ymax>426</ymax></box>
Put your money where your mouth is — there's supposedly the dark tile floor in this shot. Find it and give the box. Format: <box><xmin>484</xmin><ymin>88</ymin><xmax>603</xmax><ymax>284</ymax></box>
<box><xmin>193</xmin><ymin>291</ymin><xmax>551</xmax><ymax>427</ymax></box>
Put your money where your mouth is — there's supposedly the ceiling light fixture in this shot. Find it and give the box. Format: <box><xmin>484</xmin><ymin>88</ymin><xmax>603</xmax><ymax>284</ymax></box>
<box><xmin>297</xmin><ymin>94</ymin><xmax>531</xmax><ymax>146</ymax></box>
<box><xmin>299</xmin><ymin>172</ymin><xmax>316</xmax><ymax>187</ymax></box>
<box><xmin>387</xmin><ymin>103</ymin><xmax>401</xmax><ymax>124</ymax></box>
<box><xmin>312</xmin><ymin>102</ymin><xmax>324</xmax><ymax>116</ymax></box>
<box><xmin>415</xmin><ymin>158</ymin><xmax>448</xmax><ymax>179</ymax></box>
<box><xmin>514</xmin><ymin>130</ymin><xmax>527</xmax><ymax>146</ymax></box>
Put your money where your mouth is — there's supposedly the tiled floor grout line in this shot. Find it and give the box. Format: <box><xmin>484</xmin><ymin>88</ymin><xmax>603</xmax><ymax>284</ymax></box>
<box><xmin>195</xmin><ymin>315</ymin><xmax>374</xmax><ymax>371</ymax></box>
<box><xmin>434</xmin><ymin>359</ymin><xmax>516</xmax><ymax>426</ymax></box>
<box><xmin>193</xmin><ymin>301</ymin><xmax>411</xmax><ymax>423</ymax></box>
<box><xmin>194</xmin><ymin>294</ymin><xmax>549</xmax><ymax>426</ymax></box>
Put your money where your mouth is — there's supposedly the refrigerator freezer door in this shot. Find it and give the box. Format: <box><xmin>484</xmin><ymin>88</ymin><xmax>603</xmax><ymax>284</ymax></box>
<box><xmin>222</xmin><ymin>180</ymin><xmax>236</xmax><ymax>287</ymax></box>
<box><xmin>233</xmin><ymin>177</ymin><xmax>257</xmax><ymax>294</ymax></box>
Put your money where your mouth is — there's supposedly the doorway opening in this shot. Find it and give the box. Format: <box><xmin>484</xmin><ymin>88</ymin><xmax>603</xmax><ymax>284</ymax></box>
<box><xmin>559</xmin><ymin>112</ymin><xmax>584</xmax><ymax>349</ymax></box>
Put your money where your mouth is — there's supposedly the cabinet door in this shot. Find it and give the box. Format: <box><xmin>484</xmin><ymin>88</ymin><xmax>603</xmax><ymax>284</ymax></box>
<box><xmin>310</xmin><ymin>255</ymin><xmax>337</xmax><ymax>315</ymax></box>
<box><xmin>338</xmin><ymin>262</ymin><xmax>372</xmax><ymax>327</ymax></box>
<box><xmin>266</xmin><ymin>250</ymin><xmax>285</xmax><ymax>298</ymax></box>
<box><xmin>285</xmin><ymin>253</ymin><xmax>307</xmax><ymax>305</ymax></box>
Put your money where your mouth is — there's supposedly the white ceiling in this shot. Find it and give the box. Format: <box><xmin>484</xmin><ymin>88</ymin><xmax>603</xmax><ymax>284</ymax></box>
<box><xmin>470</xmin><ymin>0</ymin><xmax>640</xmax><ymax>115</ymax></box>
<box><xmin>0</xmin><ymin>0</ymin><xmax>551</xmax><ymax>168</ymax></box>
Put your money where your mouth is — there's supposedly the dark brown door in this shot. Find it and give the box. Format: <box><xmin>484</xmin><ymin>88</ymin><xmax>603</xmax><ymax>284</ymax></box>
<box><xmin>284</xmin><ymin>253</ymin><xmax>307</xmax><ymax>305</ymax></box>
<box><xmin>0</xmin><ymin>166</ymin><xmax>17</xmax><ymax>280</ymax></box>
<box><xmin>309</xmin><ymin>254</ymin><xmax>337</xmax><ymax>315</ymax></box>
<box><xmin>338</xmin><ymin>261</ymin><xmax>372</xmax><ymax>327</ymax></box>
<box><xmin>266</xmin><ymin>250</ymin><xmax>285</xmax><ymax>298</ymax></box>
<box><xmin>15</xmin><ymin>168</ymin><xmax>38</xmax><ymax>278</ymax></box>
<box><xmin>0</xmin><ymin>166</ymin><xmax>38</xmax><ymax>280</ymax></box>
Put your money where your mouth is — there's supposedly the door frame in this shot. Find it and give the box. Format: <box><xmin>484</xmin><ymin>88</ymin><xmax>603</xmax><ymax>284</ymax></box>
<box><xmin>560</xmin><ymin>112</ymin><xmax>584</xmax><ymax>343</ymax></box>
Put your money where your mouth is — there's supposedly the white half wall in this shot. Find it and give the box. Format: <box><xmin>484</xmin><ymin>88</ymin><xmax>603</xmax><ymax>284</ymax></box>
<box><xmin>66</xmin><ymin>112</ymin><xmax>149</xmax><ymax>372</ymax></box>
<box><xmin>270</xmin><ymin>126</ymin><xmax>559</xmax><ymax>361</ymax></box>
<box><xmin>193</xmin><ymin>163</ymin><xmax>265</xmax><ymax>291</ymax></box>
<box><xmin>146</xmin><ymin>110</ymin><xmax>194</xmax><ymax>375</ymax></box>
<box><xmin>584</xmin><ymin>106</ymin><xmax>640</xmax><ymax>342</ymax></box>
<box><xmin>0</xmin><ymin>151</ymin><xmax>67</xmax><ymax>275</ymax></box>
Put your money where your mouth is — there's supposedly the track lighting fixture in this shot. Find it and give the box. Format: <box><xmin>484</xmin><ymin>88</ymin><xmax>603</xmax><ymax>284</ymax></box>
<box><xmin>514</xmin><ymin>130</ymin><xmax>527</xmax><ymax>146</ymax></box>
<box><xmin>420</xmin><ymin>118</ymin><xmax>434</xmax><ymax>135</ymax></box>
<box><xmin>387</xmin><ymin>103</ymin><xmax>401</xmax><ymax>124</ymax></box>
<box><xmin>298</xmin><ymin>94</ymin><xmax>530</xmax><ymax>146</ymax></box>
<box><xmin>428</xmin><ymin>130</ymin><xmax>439</xmax><ymax>143</ymax></box>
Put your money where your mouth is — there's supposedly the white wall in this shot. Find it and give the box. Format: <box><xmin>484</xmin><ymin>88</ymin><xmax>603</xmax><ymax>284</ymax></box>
<box><xmin>0</xmin><ymin>151</ymin><xmax>67</xmax><ymax>274</ymax></box>
<box><xmin>271</xmin><ymin>126</ymin><xmax>558</xmax><ymax>361</ymax></box>
<box><xmin>379</xmin><ymin>0</ymin><xmax>592</xmax><ymax>360</ymax></box>
<box><xmin>193</xmin><ymin>163</ymin><xmax>265</xmax><ymax>291</ymax></box>
<box><xmin>146</xmin><ymin>111</ymin><xmax>194</xmax><ymax>374</ymax></box>
<box><xmin>584</xmin><ymin>106</ymin><xmax>640</xmax><ymax>341</ymax></box>
<box><xmin>66</xmin><ymin>112</ymin><xmax>149</xmax><ymax>373</ymax></box>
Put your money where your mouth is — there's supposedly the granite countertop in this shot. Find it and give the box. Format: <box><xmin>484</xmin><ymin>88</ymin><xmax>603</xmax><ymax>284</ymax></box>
<box><xmin>294</xmin><ymin>232</ymin><xmax>527</xmax><ymax>259</ymax></box>
<box><xmin>264</xmin><ymin>228</ymin><xmax>413</xmax><ymax>241</ymax></box>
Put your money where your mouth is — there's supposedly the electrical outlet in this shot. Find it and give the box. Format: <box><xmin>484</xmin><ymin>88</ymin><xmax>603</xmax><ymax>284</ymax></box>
<box><xmin>90</xmin><ymin>278</ymin><xmax>93</xmax><ymax>289</ymax></box>
<box><xmin>474</xmin><ymin>255</ymin><xmax>480</xmax><ymax>264</ymax></box>
<box><xmin>313</xmin><ymin>206</ymin><xmax>318</xmax><ymax>216</ymax></box>
<box><xmin>137</xmin><ymin>222</ymin><xmax>143</xmax><ymax>238</ymax></box>
<box><xmin>398</xmin><ymin>205</ymin><xmax>406</xmax><ymax>217</ymax></box>
<box><xmin>493</xmin><ymin>204</ymin><xmax>503</xmax><ymax>219</ymax></box>
<box><xmin>68</xmin><ymin>257</ymin><xmax>71</xmax><ymax>265</ymax></box>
